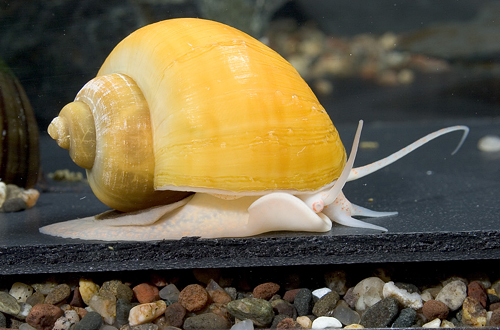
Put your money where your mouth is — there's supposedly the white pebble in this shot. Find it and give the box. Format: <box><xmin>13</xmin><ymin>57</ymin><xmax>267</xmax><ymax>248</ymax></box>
<box><xmin>128</xmin><ymin>300</ymin><xmax>166</xmax><ymax>326</ymax></box>
<box><xmin>311</xmin><ymin>316</ymin><xmax>342</xmax><ymax>329</ymax></box>
<box><xmin>352</xmin><ymin>277</ymin><xmax>385</xmax><ymax>313</ymax></box>
<box><xmin>0</xmin><ymin>182</ymin><xmax>6</xmax><ymax>206</ymax></box>
<box><xmin>16</xmin><ymin>302</ymin><xmax>32</xmax><ymax>320</ymax></box>
<box><xmin>9</xmin><ymin>282</ymin><xmax>34</xmax><ymax>302</ymax></box>
<box><xmin>230</xmin><ymin>319</ymin><xmax>254</xmax><ymax>330</ymax></box>
<box><xmin>422</xmin><ymin>318</ymin><xmax>441</xmax><ymax>328</ymax></box>
<box><xmin>478</xmin><ymin>135</ymin><xmax>500</xmax><ymax>152</ymax></box>
<box><xmin>383</xmin><ymin>281</ymin><xmax>423</xmax><ymax>309</ymax></box>
<box><xmin>312</xmin><ymin>287</ymin><xmax>332</xmax><ymax>301</ymax></box>
<box><xmin>435</xmin><ymin>280</ymin><xmax>467</xmax><ymax>311</ymax></box>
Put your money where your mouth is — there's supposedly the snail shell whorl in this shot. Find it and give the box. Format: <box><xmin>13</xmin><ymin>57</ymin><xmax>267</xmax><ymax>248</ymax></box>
<box><xmin>49</xmin><ymin>73</ymin><xmax>190</xmax><ymax>212</ymax></box>
<box><xmin>97</xmin><ymin>18</ymin><xmax>346</xmax><ymax>194</ymax></box>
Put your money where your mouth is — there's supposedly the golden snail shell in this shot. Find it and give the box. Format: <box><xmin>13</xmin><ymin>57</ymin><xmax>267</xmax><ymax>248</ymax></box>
<box><xmin>48</xmin><ymin>18</ymin><xmax>346</xmax><ymax>212</ymax></box>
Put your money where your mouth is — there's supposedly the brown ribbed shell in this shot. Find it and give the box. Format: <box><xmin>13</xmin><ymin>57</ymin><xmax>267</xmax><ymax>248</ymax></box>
<box><xmin>0</xmin><ymin>58</ymin><xmax>40</xmax><ymax>188</ymax></box>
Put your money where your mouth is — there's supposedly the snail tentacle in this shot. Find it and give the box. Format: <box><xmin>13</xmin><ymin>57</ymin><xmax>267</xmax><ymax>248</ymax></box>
<box><xmin>347</xmin><ymin>125</ymin><xmax>469</xmax><ymax>182</ymax></box>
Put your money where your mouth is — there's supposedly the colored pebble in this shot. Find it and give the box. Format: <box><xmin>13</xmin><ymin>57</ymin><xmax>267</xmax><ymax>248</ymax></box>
<box><xmin>468</xmin><ymin>281</ymin><xmax>487</xmax><ymax>308</ymax></box>
<box><xmin>461</xmin><ymin>296</ymin><xmax>487</xmax><ymax>326</ymax></box>
<box><xmin>312</xmin><ymin>290</ymin><xmax>340</xmax><ymax>317</ymax></box>
<box><xmin>352</xmin><ymin>277</ymin><xmax>385</xmax><ymax>313</ymax></box>
<box><xmin>276</xmin><ymin>317</ymin><xmax>300</xmax><ymax>329</ymax></box>
<box><xmin>26</xmin><ymin>303</ymin><xmax>64</xmax><ymax>330</ymax></box>
<box><xmin>74</xmin><ymin>311</ymin><xmax>103</xmax><ymax>330</ymax></box>
<box><xmin>360</xmin><ymin>297</ymin><xmax>399</xmax><ymax>328</ymax></box>
<box><xmin>45</xmin><ymin>284</ymin><xmax>71</xmax><ymax>305</ymax></box>
<box><xmin>293</xmin><ymin>288</ymin><xmax>313</xmax><ymax>316</ymax></box>
<box><xmin>271</xmin><ymin>299</ymin><xmax>296</xmax><ymax>318</ymax></box>
<box><xmin>0</xmin><ymin>291</ymin><xmax>21</xmax><ymax>316</ymax></box>
<box><xmin>252</xmin><ymin>282</ymin><xmax>280</xmax><ymax>300</ymax></box>
<box><xmin>88</xmin><ymin>290</ymin><xmax>116</xmax><ymax>324</ymax></box>
<box><xmin>129</xmin><ymin>300</ymin><xmax>167</xmax><ymax>326</ymax></box>
<box><xmin>226</xmin><ymin>298</ymin><xmax>273</xmax><ymax>327</ymax></box>
<box><xmin>133</xmin><ymin>283</ymin><xmax>160</xmax><ymax>304</ymax></box>
<box><xmin>9</xmin><ymin>282</ymin><xmax>34</xmax><ymax>303</ymax></box>
<box><xmin>383</xmin><ymin>281</ymin><xmax>422</xmax><ymax>309</ymax></box>
<box><xmin>79</xmin><ymin>279</ymin><xmax>100</xmax><ymax>305</ymax></box>
<box><xmin>178</xmin><ymin>284</ymin><xmax>208</xmax><ymax>312</ymax></box>
<box><xmin>311</xmin><ymin>316</ymin><xmax>342</xmax><ymax>329</ymax></box>
<box><xmin>422</xmin><ymin>318</ymin><xmax>441</xmax><ymax>328</ymax></box>
<box><xmin>163</xmin><ymin>302</ymin><xmax>186</xmax><ymax>328</ymax></box>
<box><xmin>391</xmin><ymin>307</ymin><xmax>416</xmax><ymax>327</ymax></box>
<box><xmin>206</xmin><ymin>280</ymin><xmax>232</xmax><ymax>304</ymax></box>
<box><xmin>159</xmin><ymin>284</ymin><xmax>180</xmax><ymax>303</ymax></box>
<box><xmin>183</xmin><ymin>313</ymin><xmax>231</xmax><ymax>330</ymax></box>
<box><xmin>282</xmin><ymin>289</ymin><xmax>300</xmax><ymax>303</ymax></box>
<box><xmin>422</xmin><ymin>299</ymin><xmax>449</xmax><ymax>320</ymax></box>
<box><xmin>435</xmin><ymin>280</ymin><xmax>467</xmax><ymax>311</ymax></box>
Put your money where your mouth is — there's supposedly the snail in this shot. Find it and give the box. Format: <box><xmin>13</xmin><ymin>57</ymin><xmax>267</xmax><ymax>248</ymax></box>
<box><xmin>39</xmin><ymin>18</ymin><xmax>468</xmax><ymax>241</ymax></box>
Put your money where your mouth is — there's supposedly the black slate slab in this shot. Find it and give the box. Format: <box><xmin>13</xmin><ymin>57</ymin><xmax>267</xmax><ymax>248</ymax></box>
<box><xmin>0</xmin><ymin>118</ymin><xmax>499</xmax><ymax>275</ymax></box>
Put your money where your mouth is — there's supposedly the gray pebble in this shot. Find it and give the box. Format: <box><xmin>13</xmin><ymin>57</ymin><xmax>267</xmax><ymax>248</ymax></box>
<box><xmin>159</xmin><ymin>284</ymin><xmax>180</xmax><ymax>304</ymax></box>
<box><xmin>360</xmin><ymin>297</ymin><xmax>400</xmax><ymax>328</ymax></box>
<box><xmin>392</xmin><ymin>307</ymin><xmax>417</xmax><ymax>328</ymax></box>
<box><xmin>74</xmin><ymin>311</ymin><xmax>102</xmax><ymax>330</ymax></box>
<box><xmin>116</xmin><ymin>298</ymin><xmax>133</xmax><ymax>326</ymax></box>
<box><xmin>333</xmin><ymin>300</ymin><xmax>360</xmax><ymax>326</ymax></box>
<box><xmin>0</xmin><ymin>291</ymin><xmax>21</xmax><ymax>315</ymax></box>
<box><xmin>312</xmin><ymin>291</ymin><xmax>340</xmax><ymax>317</ymax></box>
<box><xmin>294</xmin><ymin>288</ymin><xmax>313</xmax><ymax>316</ymax></box>
<box><xmin>122</xmin><ymin>324</ymin><xmax>159</xmax><ymax>330</ymax></box>
<box><xmin>0</xmin><ymin>312</ymin><xmax>6</xmax><ymax>327</ymax></box>
<box><xmin>183</xmin><ymin>313</ymin><xmax>231</xmax><ymax>330</ymax></box>
<box><xmin>1</xmin><ymin>197</ymin><xmax>27</xmax><ymax>212</ymax></box>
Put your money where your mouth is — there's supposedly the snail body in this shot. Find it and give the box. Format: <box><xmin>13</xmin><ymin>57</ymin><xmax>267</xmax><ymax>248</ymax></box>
<box><xmin>41</xmin><ymin>18</ymin><xmax>468</xmax><ymax>241</ymax></box>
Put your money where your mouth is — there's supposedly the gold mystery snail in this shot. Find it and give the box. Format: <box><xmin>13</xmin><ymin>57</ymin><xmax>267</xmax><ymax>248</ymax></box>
<box><xmin>40</xmin><ymin>18</ymin><xmax>468</xmax><ymax>241</ymax></box>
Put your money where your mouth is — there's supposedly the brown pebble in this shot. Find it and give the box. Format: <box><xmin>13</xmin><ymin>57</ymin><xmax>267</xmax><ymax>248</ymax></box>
<box><xmin>276</xmin><ymin>317</ymin><xmax>301</xmax><ymax>329</ymax></box>
<box><xmin>133</xmin><ymin>283</ymin><xmax>160</xmax><ymax>303</ymax></box>
<box><xmin>462</xmin><ymin>296</ymin><xmax>487</xmax><ymax>327</ymax></box>
<box><xmin>70</xmin><ymin>286</ymin><xmax>85</xmax><ymax>307</ymax></box>
<box><xmin>490</xmin><ymin>302</ymin><xmax>500</xmax><ymax>311</ymax></box>
<box><xmin>208</xmin><ymin>302</ymin><xmax>232</xmax><ymax>320</ymax></box>
<box><xmin>490</xmin><ymin>309</ymin><xmax>500</xmax><ymax>327</ymax></box>
<box><xmin>343</xmin><ymin>287</ymin><xmax>358</xmax><ymax>308</ymax></box>
<box><xmin>253</xmin><ymin>282</ymin><xmax>280</xmax><ymax>300</ymax></box>
<box><xmin>26</xmin><ymin>303</ymin><xmax>64</xmax><ymax>330</ymax></box>
<box><xmin>206</xmin><ymin>280</ymin><xmax>232</xmax><ymax>304</ymax></box>
<box><xmin>283</xmin><ymin>289</ymin><xmax>301</xmax><ymax>303</ymax></box>
<box><xmin>164</xmin><ymin>302</ymin><xmax>186</xmax><ymax>328</ymax></box>
<box><xmin>26</xmin><ymin>292</ymin><xmax>46</xmax><ymax>307</ymax></box>
<box><xmin>45</xmin><ymin>284</ymin><xmax>71</xmax><ymax>305</ymax></box>
<box><xmin>468</xmin><ymin>281</ymin><xmax>487</xmax><ymax>308</ymax></box>
<box><xmin>179</xmin><ymin>284</ymin><xmax>209</xmax><ymax>312</ymax></box>
<box><xmin>422</xmin><ymin>300</ymin><xmax>449</xmax><ymax>321</ymax></box>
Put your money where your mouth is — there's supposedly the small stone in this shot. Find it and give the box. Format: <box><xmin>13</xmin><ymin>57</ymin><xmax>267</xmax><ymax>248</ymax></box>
<box><xmin>332</xmin><ymin>300</ymin><xmax>360</xmax><ymax>326</ymax></box>
<box><xmin>312</xmin><ymin>291</ymin><xmax>340</xmax><ymax>317</ymax></box>
<box><xmin>0</xmin><ymin>291</ymin><xmax>21</xmax><ymax>315</ymax></box>
<box><xmin>19</xmin><ymin>323</ymin><xmax>38</xmax><ymax>330</ymax></box>
<box><xmin>2</xmin><ymin>197</ymin><xmax>27</xmax><ymax>212</ymax></box>
<box><xmin>101</xmin><ymin>326</ymin><xmax>119</xmax><ymax>330</ymax></box>
<box><xmin>88</xmin><ymin>290</ymin><xmax>116</xmax><ymax>324</ymax></box>
<box><xmin>230</xmin><ymin>319</ymin><xmax>254</xmax><ymax>330</ymax></box>
<box><xmin>21</xmin><ymin>188</ymin><xmax>40</xmax><ymax>208</ymax></box>
<box><xmin>32</xmin><ymin>282</ymin><xmax>58</xmax><ymax>295</ymax></box>
<box><xmin>490</xmin><ymin>309</ymin><xmax>500</xmax><ymax>326</ymax></box>
<box><xmin>441</xmin><ymin>319</ymin><xmax>455</xmax><ymax>328</ymax></box>
<box><xmin>129</xmin><ymin>300</ymin><xmax>167</xmax><ymax>326</ymax></box>
<box><xmin>360</xmin><ymin>297</ymin><xmax>399</xmax><ymax>328</ymax></box>
<box><xmin>183</xmin><ymin>313</ymin><xmax>231</xmax><ymax>330</ymax></box>
<box><xmin>294</xmin><ymin>288</ymin><xmax>313</xmax><ymax>316</ymax></box>
<box><xmin>224</xmin><ymin>287</ymin><xmax>238</xmax><ymax>301</ymax></box>
<box><xmin>16</xmin><ymin>302</ymin><xmax>32</xmax><ymax>320</ymax></box>
<box><xmin>26</xmin><ymin>292</ymin><xmax>45</xmax><ymax>307</ymax></box>
<box><xmin>343</xmin><ymin>287</ymin><xmax>357</xmax><ymax>308</ymax></box>
<box><xmin>394</xmin><ymin>282</ymin><xmax>420</xmax><ymax>294</ymax></box>
<box><xmin>271</xmin><ymin>299</ymin><xmax>296</xmax><ymax>318</ymax></box>
<box><xmin>489</xmin><ymin>294</ymin><xmax>500</xmax><ymax>306</ymax></box>
<box><xmin>45</xmin><ymin>284</ymin><xmax>71</xmax><ymax>305</ymax></box>
<box><xmin>0</xmin><ymin>312</ymin><xmax>6</xmax><ymax>327</ymax></box>
<box><xmin>163</xmin><ymin>302</ymin><xmax>186</xmax><ymax>328</ymax></box>
<box><xmin>490</xmin><ymin>301</ymin><xmax>500</xmax><ymax>311</ymax></box>
<box><xmin>206</xmin><ymin>280</ymin><xmax>232</xmax><ymax>304</ymax></box>
<box><xmin>296</xmin><ymin>315</ymin><xmax>312</xmax><ymax>329</ymax></box>
<box><xmin>276</xmin><ymin>317</ymin><xmax>301</xmax><ymax>329</ymax></box>
<box><xmin>252</xmin><ymin>282</ymin><xmax>280</xmax><ymax>300</ymax></box>
<box><xmin>271</xmin><ymin>314</ymin><xmax>288</xmax><ymax>329</ymax></box>
<box><xmin>312</xmin><ymin>288</ymin><xmax>331</xmax><ymax>302</ymax></box>
<box><xmin>178</xmin><ymin>284</ymin><xmax>208</xmax><ymax>312</ymax></box>
<box><xmin>69</xmin><ymin>287</ymin><xmax>84</xmax><ymax>307</ymax></box>
<box><xmin>422</xmin><ymin>300</ymin><xmax>449</xmax><ymax>320</ymax></box>
<box><xmin>422</xmin><ymin>318</ymin><xmax>441</xmax><ymax>328</ymax></box>
<box><xmin>116</xmin><ymin>299</ymin><xmax>133</xmax><ymax>327</ymax></box>
<box><xmin>311</xmin><ymin>316</ymin><xmax>342</xmax><ymax>329</ymax></box>
<box><xmin>283</xmin><ymin>289</ymin><xmax>300</xmax><ymax>303</ymax></box>
<box><xmin>468</xmin><ymin>281</ymin><xmax>487</xmax><ymax>308</ymax></box>
<box><xmin>10</xmin><ymin>282</ymin><xmax>34</xmax><ymax>303</ymax></box>
<box><xmin>324</xmin><ymin>270</ymin><xmax>347</xmax><ymax>295</ymax></box>
<box><xmin>383</xmin><ymin>281</ymin><xmax>422</xmax><ymax>309</ymax></box>
<box><xmin>74</xmin><ymin>311</ymin><xmax>102</xmax><ymax>330</ymax></box>
<box><xmin>122</xmin><ymin>323</ymin><xmax>158</xmax><ymax>330</ymax></box>
<box><xmin>102</xmin><ymin>280</ymin><xmax>133</xmax><ymax>302</ymax></box>
<box><xmin>0</xmin><ymin>182</ymin><xmax>6</xmax><ymax>206</ymax></box>
<box><xmin>392</xmin><ymin>307</ymin><xmax>416</xmax><ymax>328</ymax></box>
<box><xmin>462</xmin><ymin>296</ymin><xmax>487</xmax><ymax>327</ymax></box>
<box><xmin>435</xmin><ymin>280</ymin><xmax>467</xmax><ymax>311</ymax></box>
<box><xmin>343</xmin><ymin>324</ymin><xmax>364</xmax><ymax>329</ymax></box>
<box><xmin>352</xmin><ymin>277</ymin><xmax>385</xmax><ymax>313</ymax></box>
<box><xmin>159</xmin><ymin>284</ymin><xmax>180</xmax><ymax>303</ymax></box>
<box><xmin>26</xmin><ymin>303</ymin><xmax>64</xmax><ymax>330</ymax></box>
<box><xmin>133</xmin><ymin>283</ymin><xmax>160</xmax><ymax>304</ymax></box>
<box><xmin>226</xmin><ymin>298</ymin><xmax>273</xmax><ymax>327</ymax></box>
<box><xmin>52</xmin><ymin>310</ymin><xmax>79</xmax><ymax>330</ymax></box>
<box><xmin>79</xmin><ymin>279</ymin><xmax>100</xmax><ymax>305</ymax></box>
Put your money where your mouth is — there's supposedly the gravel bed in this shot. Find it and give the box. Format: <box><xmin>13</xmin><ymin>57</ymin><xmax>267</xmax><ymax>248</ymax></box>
<box><xmin>0</xmin><ymin>261</ymin><xmax>499</xmax><ymax>329</ymax></box>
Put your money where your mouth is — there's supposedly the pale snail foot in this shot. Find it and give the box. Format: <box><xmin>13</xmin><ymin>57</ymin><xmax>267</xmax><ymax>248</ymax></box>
<box><xmin>39</xmin><ymin>192</ymin><xmax>331</xmax><ymax>241</ymax></box>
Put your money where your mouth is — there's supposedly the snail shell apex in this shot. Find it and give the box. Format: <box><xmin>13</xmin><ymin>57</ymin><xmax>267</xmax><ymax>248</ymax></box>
<box><xmin>49</xmin><ymin>18</ymin><xmax>346</xmax><ymax>212</ymax></box>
